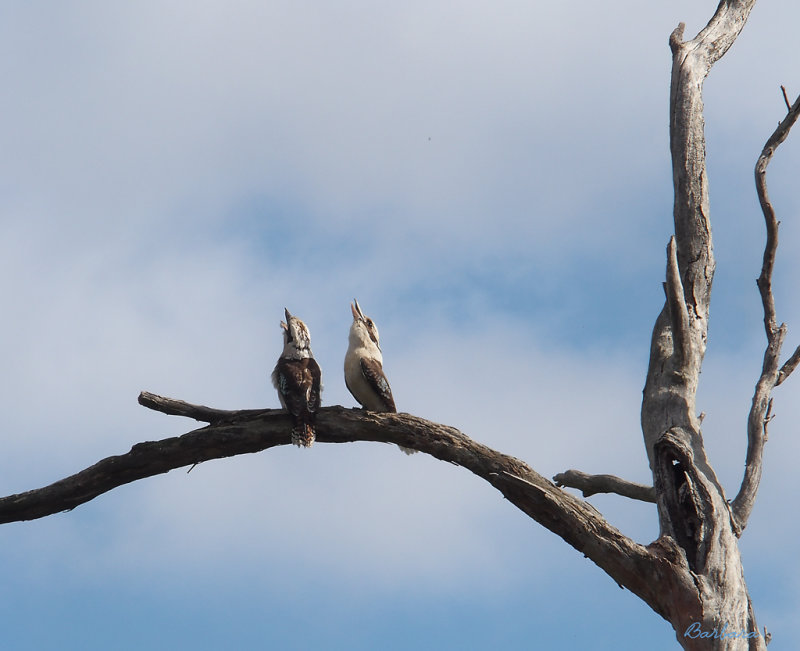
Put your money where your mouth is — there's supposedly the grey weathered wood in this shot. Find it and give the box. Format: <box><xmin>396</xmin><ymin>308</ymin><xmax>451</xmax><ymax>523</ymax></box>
<box><xmin>0</xmin><ymin>395</ymin><xmax>670</xmax><ymax>617</ymax></box>
<box><xmin>732</xmin><ymin>91</ymin><xmax>800</xmax><ymax>531</ymax></box>
<box><xmin>0</xmin><ymin>391</ymin><xmax>706</xmax><ymax>627</ymax></box>
<box><xmin>638</xmin><ymin>0</ymin><xmax>791</xmax><ymax>648</ymax></box>
<box><xmin>553</xmin><ymin>469</ymin><xmax>655</xmax><ymax>503</ymax></box>
<box><xmin>0</xmin><ymin>1</ymin><xmax>796</xmax><ymax>649</ymax></box>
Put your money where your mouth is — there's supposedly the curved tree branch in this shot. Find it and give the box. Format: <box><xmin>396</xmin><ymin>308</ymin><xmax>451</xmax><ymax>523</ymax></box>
<box><xmin>731</xmin><ymin>89</ymin><xmax>800</xmax><ymax>531</ymax></box>
<box><xmin>553</xmin><ymin>469</ymin><xmax>655</xmax><ymax>503</ymax></box>
<box><xmin>0</xmin><ymin>392</ymin><xmax>689</xmax><ymax>622</ymax></box>
<box><xmin>0</xmin><ymin>3</ymin><xmax>790</xmax><ymax>648</ymax></box>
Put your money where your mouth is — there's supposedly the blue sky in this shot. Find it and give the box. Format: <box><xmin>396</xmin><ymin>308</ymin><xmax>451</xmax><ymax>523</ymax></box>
<box><xmin>1</xmin><ymin>2</ymin><xmax>799</xmax><ymax>649</ymax></box>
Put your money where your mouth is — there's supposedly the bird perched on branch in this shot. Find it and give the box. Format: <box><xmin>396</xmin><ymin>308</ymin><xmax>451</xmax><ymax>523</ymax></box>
<box><xmin>272</xmin><ymin>308</ymin><xmax>322</xmax><ymax>448</ymax></box>
<box><xmin>345</xmin><ymin>299</ymin><xmax>414</xmax><ymax>454</ymax></box>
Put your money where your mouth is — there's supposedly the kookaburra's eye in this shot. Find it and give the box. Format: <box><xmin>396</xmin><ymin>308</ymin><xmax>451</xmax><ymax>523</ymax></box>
<box><xmin>367</xmin><ymin>319</ymin><xmax>373</xmax><ymax>328</ymax></box>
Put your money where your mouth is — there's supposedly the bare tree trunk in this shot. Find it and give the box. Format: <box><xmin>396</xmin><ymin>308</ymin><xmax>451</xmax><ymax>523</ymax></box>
<box><xmin>638</xmin><ymin>1</ymin><xmax>798</xmax><ymax>648</ymax></box>
<box><xmin>638</xmin><ymin>2</ymin><xmax>762</xmax><ymax>647</ymax></box>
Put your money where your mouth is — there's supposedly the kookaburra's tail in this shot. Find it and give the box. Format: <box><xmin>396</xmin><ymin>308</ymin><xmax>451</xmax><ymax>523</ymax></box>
<box><xmin>291</xmin><ymin>422</ymin><xmax>315</xmax><ymax>448</ymax></box>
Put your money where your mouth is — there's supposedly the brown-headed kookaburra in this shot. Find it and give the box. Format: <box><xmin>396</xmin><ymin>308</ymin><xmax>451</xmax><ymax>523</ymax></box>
<box><xmin>272</xmin><ymin>308</ymin><xmax>322</xmax><ymax>448</ymax></box>
<box><xmin>345</xmin><ymin>299</ymin><xmax>415</xmax><ymax>454</ymax></box>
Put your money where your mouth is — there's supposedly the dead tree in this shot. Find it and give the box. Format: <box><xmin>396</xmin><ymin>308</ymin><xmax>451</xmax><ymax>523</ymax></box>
<box><xmin>0</xmin><ymin>1</ymin><xmax>797</xmax><ymax>648</ymax></box>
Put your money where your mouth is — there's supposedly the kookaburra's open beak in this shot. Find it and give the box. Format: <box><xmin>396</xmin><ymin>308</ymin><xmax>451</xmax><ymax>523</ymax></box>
<box><xmin>351</xmin><ymin>298</ymin><xmax>365</xmax><ymax>322</ymax></box>
<box><xmin>281</xmin><ymin>308</ymin><xmax>292</xmax><ymax>336</ymax></box>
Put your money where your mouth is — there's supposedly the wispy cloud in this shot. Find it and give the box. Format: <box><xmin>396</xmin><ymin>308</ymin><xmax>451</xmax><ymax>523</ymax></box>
<box><xmin>1</xmin><ymin>1</ymin><xmax>799</xmax><ymax>648</ymax></box>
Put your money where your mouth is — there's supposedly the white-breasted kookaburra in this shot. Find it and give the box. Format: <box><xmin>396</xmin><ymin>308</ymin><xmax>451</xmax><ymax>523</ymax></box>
<box><xmin>272</xmin><ymin>308</ymin><xmax>322</xmax><ymax>448</ymax></box>
<box><xmin>344</xmin><ymin>299</ymin><xmax>414</xmax><ymax>454</ymax></box>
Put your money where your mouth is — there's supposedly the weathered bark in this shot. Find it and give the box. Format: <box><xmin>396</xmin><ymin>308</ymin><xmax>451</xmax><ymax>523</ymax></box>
<box><xmin>0</xmin><ymin>392</ymin><xmax>718</xmax><ymax>626</ymax></box>
<box><xmin>638</xmin><ymin>0</ymin><xmax>792</xmax><ymax>648</ymax></box>
<box><xmin>552</xmin><ymin>469</ymin><xmax>655</xmax><ymax>503</ymax></box>
<box><xmin>0</xmin><ymin>393</ymin><xmax>673</xmax><ymax>615</ymax></box>
<box><xmin>731</xmin><ymin>91</ymin><xmax>800</xmax><ymax>531</ymax></box>
<box><xmin>0</xmin><ymin>1</ymin><xmax>796</xmax><ymax>649</ymax></box>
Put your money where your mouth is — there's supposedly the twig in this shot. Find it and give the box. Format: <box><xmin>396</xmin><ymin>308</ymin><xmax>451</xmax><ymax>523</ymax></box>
<box><xmin>138</xmin><ymin>391</ymin><xmax>268</xmax><ymax>423</ymax></box>
<box><xmin>763</xmin><ymin>398</ymin><xmax>774</xmax><ymax>441</ymax></box>
<box><xmin>553</xmin><ymin>469</ymin><xmax>656</xmax><ymax>503</ymax></box>
<box><xmin>776</xmin><ymin>344</ymin><xmax>800</xmax><ymax>385</ymax></box>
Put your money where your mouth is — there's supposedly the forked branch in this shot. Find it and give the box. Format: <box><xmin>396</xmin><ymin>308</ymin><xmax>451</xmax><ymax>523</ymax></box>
<box><xmin>732</xmin><ymin>89</ymin><xmax>800</xmax><ymax>531</ymax></box>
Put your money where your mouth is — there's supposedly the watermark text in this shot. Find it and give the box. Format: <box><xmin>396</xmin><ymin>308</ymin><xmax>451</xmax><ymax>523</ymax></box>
<box><xmin>684</xmin><ymin>622</ymin><xmax>760</xmax><ymax>640</ymax></box>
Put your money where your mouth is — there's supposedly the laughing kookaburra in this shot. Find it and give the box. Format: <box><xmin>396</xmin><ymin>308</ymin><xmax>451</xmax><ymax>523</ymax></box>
<box><xmin>345</xmin><ymin>299</ymin><xmax>415</xmax><ymax>454</ymax></box>
<box><xmin>272</xmin><ymin>308</ymin><xmax>322</xmax><ymax>448</ymax></box>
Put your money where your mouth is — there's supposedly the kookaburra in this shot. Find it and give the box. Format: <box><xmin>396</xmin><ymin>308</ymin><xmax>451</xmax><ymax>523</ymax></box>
<box><xmin>272</xmin><ymin>308</ymin><xmax>322</xmax><ymax>448</ymax></box>
<box><xmin>345</xmin><ymin>299</ymin><xmax>415</xmax><ymax>454</ymax></box>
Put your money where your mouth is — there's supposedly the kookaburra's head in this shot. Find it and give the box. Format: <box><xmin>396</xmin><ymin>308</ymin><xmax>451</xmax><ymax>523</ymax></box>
<box><xmin>349</xmin><ymin>298</ymin><xmax>382</xmax><ymax>359</ymax></box>
<box><xmin>280</xmin><ymin>308</ymin><xmax>314</xmax><ymax>359</ymax></box>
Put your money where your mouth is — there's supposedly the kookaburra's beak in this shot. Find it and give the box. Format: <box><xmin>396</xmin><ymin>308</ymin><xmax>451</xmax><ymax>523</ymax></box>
<box><xmin>351</xmin><ymin>298</ymin><xmax>365</xmax><ymax>322</ymax></box>
<box><xmin>281</xmin><ymin>308</ymin><xmax>292</xmax><ymax>336</ymax></box>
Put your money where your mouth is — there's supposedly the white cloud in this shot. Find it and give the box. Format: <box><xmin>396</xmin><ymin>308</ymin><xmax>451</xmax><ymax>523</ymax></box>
<box><xmin>2</xmin><ymin>0</ymin><xmax>771</xmax><ymax>257</ymax></box>
<box><xmin>1</xmin><ymin>1</ymin><xmax>799</xmax><ymax>646</ymax></box>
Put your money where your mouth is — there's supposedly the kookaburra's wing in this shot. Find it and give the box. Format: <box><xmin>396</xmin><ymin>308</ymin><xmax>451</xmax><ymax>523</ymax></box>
<box><xmin>360</xmin><ymin>357</ymin><xmax>416</xmax><ymax>454</ymax></box>
<box><xmin>277</xmin><ymin>357</ymin><xmax>322</xmax><ymax>416</ymax></box>
<box><xmin>359</xmin><ymin>357</ymin><xmax>396</xmax><ymax>412</ymax></box>
<box><xmin>273</xmin><ymin>357</ymin><xmax>322</xmax><ymax>447</ymax></box>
